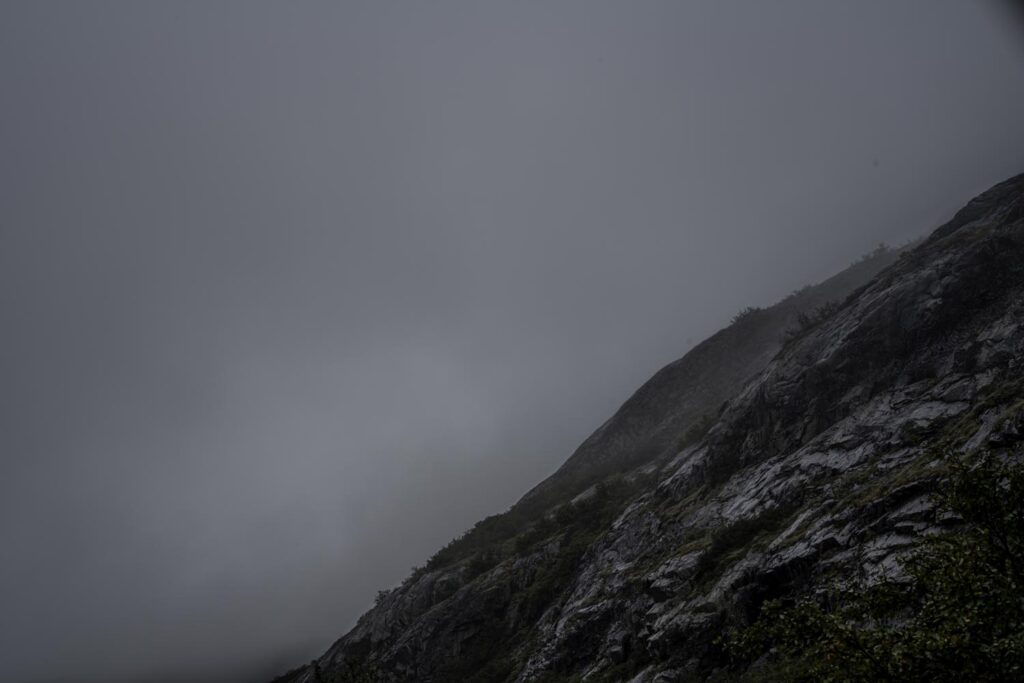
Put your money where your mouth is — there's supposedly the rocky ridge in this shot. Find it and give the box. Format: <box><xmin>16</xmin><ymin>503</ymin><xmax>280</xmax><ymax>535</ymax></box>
<box><xmin>276</xmin><ymin>173</ymin><xmax>1024</xmax><ymax>682</ymax></box>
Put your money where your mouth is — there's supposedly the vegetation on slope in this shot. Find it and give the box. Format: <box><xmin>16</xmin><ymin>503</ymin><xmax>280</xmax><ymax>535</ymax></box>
<box><xmin>430</xmin><ymin>475</ymin><xmax>652</xmax><ymax>682</ymax></box>
<box><xmin>726</xmin><ymin>447</ymin><xmax>1024</xmax><ymax>682</ymax></box>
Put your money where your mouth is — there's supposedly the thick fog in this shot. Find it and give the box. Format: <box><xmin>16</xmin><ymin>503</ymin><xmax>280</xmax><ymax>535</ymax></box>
<box><xmin>2</xmin><ymin>2</ymin><xmax>1023</xmax><ymax>682</ymax></box>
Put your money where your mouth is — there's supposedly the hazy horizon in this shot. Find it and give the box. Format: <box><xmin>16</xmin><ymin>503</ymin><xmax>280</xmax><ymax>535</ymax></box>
<box><xmin>3</xmin><ymin>2</ymin><xmax>1024</xmax><ymax>682</ymax></box>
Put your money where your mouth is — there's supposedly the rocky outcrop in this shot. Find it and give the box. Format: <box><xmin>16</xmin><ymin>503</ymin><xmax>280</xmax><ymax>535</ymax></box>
<box><xmin>277</xmin><ymin>173</ymin><xmax>1024</xmax><ymax>683</ymax></box>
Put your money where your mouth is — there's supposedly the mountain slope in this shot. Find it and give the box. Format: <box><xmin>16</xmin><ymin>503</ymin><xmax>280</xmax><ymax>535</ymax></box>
<box><xmin>276</xmin><ymin>173</ymin><xmax>1024</xmax><ymax>683</ymax></box>
<box><xmin>516</xmin><ymin>243</ymin><xmax>905</xmax><ymax>516</ymax></box>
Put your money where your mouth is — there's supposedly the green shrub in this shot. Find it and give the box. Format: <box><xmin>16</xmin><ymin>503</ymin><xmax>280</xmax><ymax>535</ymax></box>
<box><xmin>726</xmin><ymin>449</ymin><xmax>1024</xmax><ymax>682</ymax></box>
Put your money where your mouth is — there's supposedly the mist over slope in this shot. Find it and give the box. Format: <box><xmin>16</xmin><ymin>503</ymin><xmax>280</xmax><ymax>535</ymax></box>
<box><xmin>275</xmin><ymin>173</ymin><xmax>1024</xmax><ymax>682</ymax></box>
<box><xmin>517</xmin><ymin>244</ymin><xmax>907</xmax><ymax>517</ymax></box>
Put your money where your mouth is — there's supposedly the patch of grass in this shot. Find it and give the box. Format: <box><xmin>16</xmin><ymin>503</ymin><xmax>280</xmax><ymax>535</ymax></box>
<box><xmin>693</xmin><ymin>502</ymin><xmax>802</xmax><ymax>588</ymax></box>
<box><xmin>831</xmin><ymin>452</ymin><xmax>940</xmax><ymax>513</ymax></box>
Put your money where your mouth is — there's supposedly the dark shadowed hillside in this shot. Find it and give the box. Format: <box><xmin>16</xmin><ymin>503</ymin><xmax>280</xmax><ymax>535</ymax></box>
<box><xmin>274</xmin><ymin>173</ymin><xmax>1024</xmax><ymax>682</ymax></box>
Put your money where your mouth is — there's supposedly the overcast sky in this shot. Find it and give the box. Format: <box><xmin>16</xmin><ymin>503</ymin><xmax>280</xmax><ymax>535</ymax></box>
<box><xmin>2</xmin><ymin>2</ymin><xmax>1023</xmax><ymax>682</ymax></box>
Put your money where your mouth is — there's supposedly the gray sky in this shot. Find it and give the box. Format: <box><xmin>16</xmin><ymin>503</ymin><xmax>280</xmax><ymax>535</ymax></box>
<box><xmin>2</xmin><ymin>2</ymin><xmax>1022</xmax><ymax>682</ymax></box>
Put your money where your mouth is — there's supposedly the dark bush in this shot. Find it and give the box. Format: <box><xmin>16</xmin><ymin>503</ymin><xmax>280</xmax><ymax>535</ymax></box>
<box><xmin>727</xmin><ymin>448</ymin><xmax>1024</xmax><ymax>682</ymax></box>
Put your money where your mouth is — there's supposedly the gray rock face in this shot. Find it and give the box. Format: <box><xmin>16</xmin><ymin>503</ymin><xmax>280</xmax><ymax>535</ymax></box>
<box><xmin>276</xmin><ymin>173</ymin><xmax>1024</xmax><ymax>683</ymax></box>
